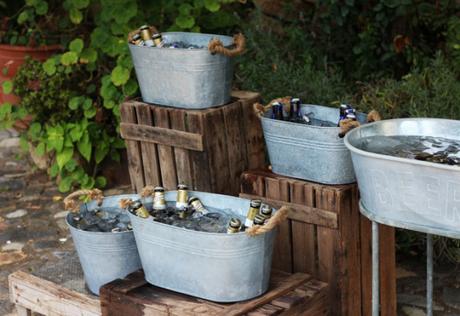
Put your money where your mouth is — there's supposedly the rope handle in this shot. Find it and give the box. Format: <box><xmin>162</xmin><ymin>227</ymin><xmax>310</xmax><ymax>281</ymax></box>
<box><xmin>245</xmin><ymin>206</ymin><xmax>291</xmax><ymax>237</ymax></box>
<box><xmin>208</xmin><ymin>33</ymin><xmax>246</xmax><ymax>57</ymax></box>
<box><xmin>63</xmin><ymin>189</ymin><xmax>104</xmax><ymax>212</ymax></box>
<box><xmin>127</xmin><ymin>25</ymin><xmax>160</xmax><ymax>42</ymax></box>
<box><xmin>253</xmin><ymin>96</ymin><xmax>292</xmax><ymax>119</ymax></box>
<box><xmin>119</xmin><ymin>198</ymin><xmax>135</xmax><ymax>209</ymax></box>
<box><xmin>338</xmin><ymin>109</ymin><xmax>382</xmax><ymax>138</ymax></box>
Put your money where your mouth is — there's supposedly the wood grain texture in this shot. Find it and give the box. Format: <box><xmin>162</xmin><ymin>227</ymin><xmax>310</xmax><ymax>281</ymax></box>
<box><xmin>169</xmin><ymin>109</ymin><xmax>194</xmax><ymax>186</ymax></box>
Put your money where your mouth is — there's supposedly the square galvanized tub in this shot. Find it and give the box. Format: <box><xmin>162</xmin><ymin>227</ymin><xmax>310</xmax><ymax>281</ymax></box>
<box><xmin>66</xmin><ymin>194</ymin><xmax>142</xmax><ymax>295</ymax></box>
<box><xmin>261</xmin><ymin>104</ymin><xmax>367</xmax><ymax>184</ymax></box>
<box><xmin>128</xmin><ymin>191</ymin><xmax>276</xmax><ymax>302</ymax></box>
<box><xmin>129</xmin><ymin>32</ymin><xmax>234</xmax><ymax>109</ymax></box>
<box><xmin>345</xmin><ymin>118</ymin><xmax>460</xmax><ymax>236</ymax></box>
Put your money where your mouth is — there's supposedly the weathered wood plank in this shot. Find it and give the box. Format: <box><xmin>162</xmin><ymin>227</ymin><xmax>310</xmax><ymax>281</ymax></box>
<box><xmin>266</xmin><ymin>177</ymin><xmax>293</xmax><ymax>273</ymax></box>
<box><xmin>9</xmin><ymin>271</ymin><xmax>100</xmax><ymax>316</ymax></box>
<box><xmin>120</xmin><ymin>103</ymin><xmax>145</xmax><ymax>192</ymax></box>
<box><xmin>153</xmin><ymin>107</ymin><xmax>177</xmax><ymax>190</ymax></box>
<box><xmin>134</xmin><ymin>104</ymin><xmax>162</xmax><ymax>187</ymax></box>
<box><xmin>222</xmin><ymin>102</ymin><xmax>248</xmax><ymax>196</ymax></box>
<box><xmin>379</xmin><ymin>225</ymin><xmax>397</xmax><ymax>316</ymax></box>
<box><xmin>202</xmin><ymin>109</ymin><xmax>231</xmax><ymax>194</ymax></box>
<box><xmin>120</xmin><ymin>123</ymin><xmax>204</xmax><ymax>152</ymax></box>
<box><xmin>239</xmin><ymin>193</ymin><xmax>338</xmax><ymax>229</ymax></box>
<box><xmin>169</xmin><ymin>109</ymin><xmax>194</xmax><ymax>187</ymax></box>
<box><xmin>232</xmin><ymin>91</ymin><xmax>266</xmax><ymax>170</ymax></box>
<box><xmin>290</xmin><ymin>181</ymin><xmax>317</xmax><ymax>276</ymax></box>
<box><xmin>223</xmin><ymin>273</ymin><xmax>312</xmax><ymax>316</ymax></box>
<box><xmin>186</xmin><ymin>112</ymin><xmax>211</xmax><ymax>192</ymax></box>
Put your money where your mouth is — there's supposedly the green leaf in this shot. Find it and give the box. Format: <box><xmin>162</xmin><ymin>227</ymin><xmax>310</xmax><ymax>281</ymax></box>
<box><xmin>95</xmin><ymin>176</ymin><xmax>107</xmax><ymax>188</ymax></box>
<box><xmin>179</xmin><ymin>3</ymin><xmax>193</xmax><ymax>15</ymax></box>
<box><xmin>69</xmin><ymin>125</ymin><xmax>83</xmax><ymax>142</ymax></box>
<box><xmin>25</xmin><ymin>0</ymin><xmax>38</xmax><ymax>5</ymax></box>
<box><xmin>123</xmin><ymin>79</ymin><xmax>138</xmax><ymax>96</ymax></box>
<box><xmin>58</xmin><ymin>176</ymin><xmax>73</xmax><ymax>192</ymax></box>
<box><xmin>50</xmin><ymin>163</ymin><xmax>59</xmax><ymax>177</ymax></box>
<box><xmin>28</xmin><ymin>122</ymin><xmax>41</xmax><ymax>138</ymax></box>
<box><xmin>0</xmin><ymin>102</ymin><xmax>12</xmax><ymax>119</ymax></box>
<box><xmin>35</xmin><ymin>1</ymin><xmax>48</xmax><ymax>15</ymax></box>
<box><xmin>95</xmin><ymin>143</ymin><xmax>109</xmax><ymax>163</ymax></box>
<box><xmin>111</xmin><ymin>66</ymin><xmax>130</xmax><ymax>86</ymax></box>
<box><xmin>103</xmin><ymin>100</ymin><xmax>115</xmax><ymax>109</ymax></box>
<box><xmin>61</xmin><ymin>52</ymin><xmax>78</xmax><ymax>66</ymax></box>
<box><xmin>43</xmin><ymin>58</ymin><xmax>56</xmax><ymax>75</ymax></box>
<box><xmin>17</xmin><ymin>11</ymin><xmax>29</xmax><ymax>24</ymax></box>
<box><xmin>204</xmin><ymin>0</ymin><xmax>220</xmax><ymax>12</ymax></box>
<box><xmin>56</xmin><ymin>147</ymin><xmax>74</xmax><ymax>169</ymax></box>
<box><xmin>2</xmin><ymin>80</ymin><xmax>13</xmax><ymax>94</ymax></box>
<box><xmin>72</xmin><ymin>0</ymin><xmax>89</xmax><ymax>9</ymax></box>
<box><xmin>46</xmin><ymin>125</ymin><xmax>64</xmax><ymax>152</ymax></box>
<box><xmin>64</xmin><ymin>159</ymin><xmax>78</xmax><ymax>172</ymax></box>
<box><xmin>69</xmin><ymin>8</ymin><xmax>83</xmax><ymax>24</ymax></box>
<box><xmin>35</xmin><ymin>142</ymin><xmax>45</xmax><ymax>156</ymax></box>
<box><xmin>80</xmin><ymin>48</ymin><xmax>97</xmax><ymax>64</ymax></box>
<box><xmin>82</xmin><ymin>98</ymin><xmax>92</xmax><ymax>110</ymax></box>
<box><xmin>84</xmin><ymin>107</ymin><xmax>96</xmax><ymax>118</ymax></box>
<box><xmin>69</xmin><ymin>38</ymin><xmax>84</xmax><ymax>54</ymax></box>
<box><xmin>77</xmin><ymin>133</ymin><xmax>91</xmax><ymax>161</ymax></box>
<box><xmin>68</xmin><ymin>96</ymin><xmax>82</xmax><ymax>110</ymax></box>
<box><xmin>175</xmin><ymin>15</ymin><xmax>195</xmax><ymax>29</ymax></box>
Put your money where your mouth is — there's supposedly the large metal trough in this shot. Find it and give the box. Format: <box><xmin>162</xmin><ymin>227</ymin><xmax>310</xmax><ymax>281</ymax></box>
<box><xmin>129</xmin><ymin>191</ymin><xmax>276</xmax><ymax>302</ymax></box>
<box><xmin>345</xmin><ymin>118</ymin><xmax>460</xmax><ymax>233</ymax></box>
<box><xmin>261</xmin><ymin>104</ymin><xmax>367</xmax><ymax>184</ymax></box>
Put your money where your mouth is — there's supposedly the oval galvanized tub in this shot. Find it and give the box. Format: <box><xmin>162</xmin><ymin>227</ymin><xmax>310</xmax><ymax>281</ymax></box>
<box><xmin>129</xmin><ymin>32</ymin><xmax>234</xmax><ymax>109</ymax></box>
<box><xmin>261</xmin><ymin>104</ymin><xmax>367</xmax><ymax>184</ymax></box>
<box><xmin>129</xmin><ymin>191</ymin><xmax>276</xmax><ymax>302</ymax></box>
<box><xmin>66</xmin><ymin>194</ymin><xmax>142</xmax><ymax>295</ymax></box>
<box><xmin>345</xmin><ymin>118</ymin><xmax>460</xmax><ymax>235</ymax></box>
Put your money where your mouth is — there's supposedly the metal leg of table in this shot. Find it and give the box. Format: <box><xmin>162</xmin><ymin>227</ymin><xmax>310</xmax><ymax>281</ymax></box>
<box><xmin>427</xmin><ymin>233</ymin><xmax>433</xmax><ymax>316</ymax></box>
<box><xmin>372</xmin><ymin>221</ymin><xmax>379</xmax><ymax>316</ymax></box>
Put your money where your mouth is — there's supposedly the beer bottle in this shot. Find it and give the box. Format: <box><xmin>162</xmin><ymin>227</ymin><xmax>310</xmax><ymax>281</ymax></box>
<box><xmin>152</xmin><ymin>33</ymin><xmax>164</xmax><ymax>47</ymax></box>
<box><xmin>139</xmin><ymin>25</ymin><xmax>154</xmax><ymax>47</ymax></box>
<box><xmin>131</xmin><ymin>200</ymin><xmax>150</xmax><ymax>218</ymax></box>
<box><xmin>227</xmin><ymin>218</ymin><xmax>242</xmax><ymax>233</ymax></box>
<box><xmin>188</xmin><ymin>196</ymin><xmax>209</xmax><ymax>215</ymax></box>
<box><xmin>176</xmin><ymin>184</ymin><xmax>188</xmax><ymax>210</ymax></box>
<box><xmin>289</xmin><ymin>97</ymin><xmax>301</xmax><ymax>122</ymax></box>
<box><xmin>131</xmin><ymin>33</ymin><xmax>143</xmax><ymax>46</ymax></box>
<box><xmin>244</xmin><ymin>199</ymin><xmax>262</xmax><ymax>227</ymax></box>
<box><xmin>253</xmin><ymin>214</ymin><xmax>266</xmax><ymax>226</ymax></box>
<box><xmin>260</xmin><ymin>204</ymin><xmax>273</xmax><ymax>220</ymax></box>
<box><xmin>153</xmin><ymin>187</ymin><xmax>166</xmax><ymax>211</ymax></box>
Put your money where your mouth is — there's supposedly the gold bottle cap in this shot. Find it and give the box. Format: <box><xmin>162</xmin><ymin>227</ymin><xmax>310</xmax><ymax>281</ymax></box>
<box><xmin>154</xmin><ymin>186</ymin><xmax>165</xmax><ymax>192</ymax></box>
<box><xmin>177</xmin><ymin>184</ymin><xmax>188</xmax><ymax>190</ymax></box>
<box><xmin>250</xmin><ymin>199</ymin><xmax>262</xmax><ymax>208</ymax></box>
<box><xmin>229</xmin><ymin>217</ymin><xmax>242</xmax><ymax>229</ymax></box>
<box><xmin>260</xmin><ymin>204</ymin><xmax>272</xmax><ymax>215</ymax></box>
<box><xmin>253</xmin><ymin>214</ymin><xmax>266</xmax><ymax>225</ymax></box>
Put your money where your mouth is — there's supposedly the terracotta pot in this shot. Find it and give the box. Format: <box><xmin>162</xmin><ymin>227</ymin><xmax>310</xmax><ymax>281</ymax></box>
<box><xmin>0</xmin><ymin>44</ymin><xmax>61</xmax><ymax>104</ymax></box>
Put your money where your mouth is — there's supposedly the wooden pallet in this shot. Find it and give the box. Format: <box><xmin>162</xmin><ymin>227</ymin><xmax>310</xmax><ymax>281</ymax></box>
<box><xmin>100</xmin><ymin>270</ymin><xmax>329</xmax><ymax>316</ymax></box>
<box><xmin>240</xmin><ymin>170</ymin><xmax>397</xmax><ymax>316</ymax></box>
<box><xmin>120</xmin><ymin>90</ymin><xmax>266</xmax><ymax>196</ymax></box>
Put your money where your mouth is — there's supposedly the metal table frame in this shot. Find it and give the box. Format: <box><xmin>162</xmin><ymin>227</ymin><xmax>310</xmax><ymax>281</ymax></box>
<box><xmin>360</xmin><ymin>201</ymin><xmax>460</xmax><ymax>316</ymax></box>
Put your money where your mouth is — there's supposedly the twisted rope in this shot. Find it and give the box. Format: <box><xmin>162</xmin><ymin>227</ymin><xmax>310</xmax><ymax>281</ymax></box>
<box><xmin>208</xmin><ymin>33</ymin><xmax>246</xmax><ymax>57</ymax></box>
<box><xmin>63</xmin><ymin>189</ymin><xmax>104</xmax><ymax>212</ymax></box>
<box><xmin>245</xmin><ymin>206</ymin><xmax>290</xmax><ymax>236</ymax></box>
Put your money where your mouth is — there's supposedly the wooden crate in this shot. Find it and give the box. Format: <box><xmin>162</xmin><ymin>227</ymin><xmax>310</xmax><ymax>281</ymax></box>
<box><xmin>120</xmin><ymin>90</ymin><xmax>266</xmax><ymax>195</ymax></box>
<box><xmin>240</xmin><ymin>170</ymin><xmax>397</xmax><ymax>316</ymax></box>
<box><xmin>100</xmin><ymin>270</ymin><xmax>329</xmax><ymax>316</ymax></box>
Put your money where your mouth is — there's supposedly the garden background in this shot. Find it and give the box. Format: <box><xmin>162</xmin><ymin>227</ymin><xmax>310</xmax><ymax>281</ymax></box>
<box><xmin>1</xmin><ymin>0</ymin><xmax>460</xmax><ymax>263</ymax></box>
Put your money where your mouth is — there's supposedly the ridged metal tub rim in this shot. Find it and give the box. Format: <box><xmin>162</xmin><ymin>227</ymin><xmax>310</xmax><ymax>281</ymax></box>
<box><xmin>344</xmin><ymin>117</ymin><xmax>460</xmax><ymax>173</ymax></box>
<box><xmin>127</xmin><ymin>31</ymin><xmax>234</xmax><ymax>52</ymax></box>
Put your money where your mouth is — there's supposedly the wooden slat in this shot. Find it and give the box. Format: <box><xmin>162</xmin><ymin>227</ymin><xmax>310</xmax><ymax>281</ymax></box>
<box><xmin>186</xmin><ymin>112</ymin><xmax>211</xmax><ymax>192</ymax></box>
<box><xmin>134</xmin><ymin>104</ymin><xmax>162</xmax><ymax>187</ymax></box>
<box><xmin>120</xmin><ymin>103</ymin><xmax>145</xmax><ymax>192</ymax></box>
<box><xmin>222</xmin><ymin>102</ymin><xmax>248</xmax><ymax>196</ymax></box>
<box><xmin>153</xmin><ymin>107</ymin><xmax>178</xmax><ymax>190</ymax></box>
<box><xmin>202</xmin><ymin>109</ymin><xmax>231</xmax><ymax>194</ymax></box>
<box><xmin>223</xmin><ymin>273</ymin><xmax>311</xmax><ymax>316</ymax></box>
<box><xmin>120</xmin><ymin>123</ymin><xmax>204</xmax><ymax>152</ymax></box>
<box><xmin>360</xmin><ymin>216</ymin><xmax>372</xmax><ymax>316</ymax></box>
<box><xmin>290</xmin><ymin>181</ymin><xmax>317</xmax><ymax>276</ymax></box>
<box><xmin>266</xmin><ymin>177</ymin><xmax>293</xmax><ymax>273</ymax></box>
<box><xmin>169</xmin><ymin>109</ymin><xmax>194</xmax><ymax>186</ymax></box>
<box><xmin>241</xmin><ymin>171</ymin><xmax>265</xmax><ymax>196</ymax></box>
<box><xmin>9</xmin><ymin>271</ymin><xmax>100</xmax><ymax>316</ymax></box>
<box><xmin>16</xmin><ymin>306</ymin><xmax>31</xmax><ymax>316</ymax></box>
<box><xmin>379</xmin><ymin>225</ymin><xmax>397</xmax><ymax>316</ymax></box>
<box><xmin>337</xmin><ymin>188</ymin><xmax>361</xmax><ymax>316</ymax></box>
<box><xmin>239</xmin><ymin>193</ymin><xmax>338</xmax><ymax>229</ymax></box>
<box><xmin>247</xmin><ymin>304</ymin><xmax>284</xmax><ymax>316</ymax></box>
<box><xmin>232</xmin><ymin>91</ymin><xmax>266</xmax><ymax>170</ymax></box>
<box><xmin>315</xmin><ymin>188</ymin><xmax>340</xmax><ymax>315</ymax></box>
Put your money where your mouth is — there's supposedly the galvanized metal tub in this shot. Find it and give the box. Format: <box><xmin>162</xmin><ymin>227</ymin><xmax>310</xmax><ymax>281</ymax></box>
<box><xmin>345</xmin><ymin>118</ymin><xmax>460</xmax><ymax>233</ymax></box>
<box><xmin>129</xmin><ymin>191</ymin><xmax>276</xmax><ymax>302</ymax></box>
<box><xmin>129</xmin><ymin>32</ymin><xmax>234</xmax><ymax>109</ymax></box>
<box><xmin>66</xmin><ymin>194</ymin><xmax>142</xmax><ymax>295</ymax></box>
<box><xmin>261</xmin><ymin>104</ymin><xmax>367</xmax><ymax>184</ymax></box>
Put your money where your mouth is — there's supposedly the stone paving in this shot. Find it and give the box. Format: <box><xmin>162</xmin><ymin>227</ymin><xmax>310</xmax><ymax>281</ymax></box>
<box><xmin>0</xmin><ymin>128</ymin><xmax>460</xmax><ymax>316</ymax></box>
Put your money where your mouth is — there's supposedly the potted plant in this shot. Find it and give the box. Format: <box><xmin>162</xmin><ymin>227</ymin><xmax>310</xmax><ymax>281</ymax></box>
<box><xmin>0</xmin><ymin>0</ymin><xmax>62</xmax><ymax>106</ymax></box>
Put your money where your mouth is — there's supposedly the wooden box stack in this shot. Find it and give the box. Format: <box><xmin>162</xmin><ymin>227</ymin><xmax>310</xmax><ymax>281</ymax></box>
<box><xmin>100</xmin><ymin>270</ymin><xmax>329</xmax><ymax>316</ymax></box>
<box><xmin>120</xmin><ymin>91</ymin><xmax>266</xmax><ymax>196</ymax></box>
<box><xmin>240</xmin><ymin>169</ymin><xmax>397</xmax><ymax>316</ymax></box>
